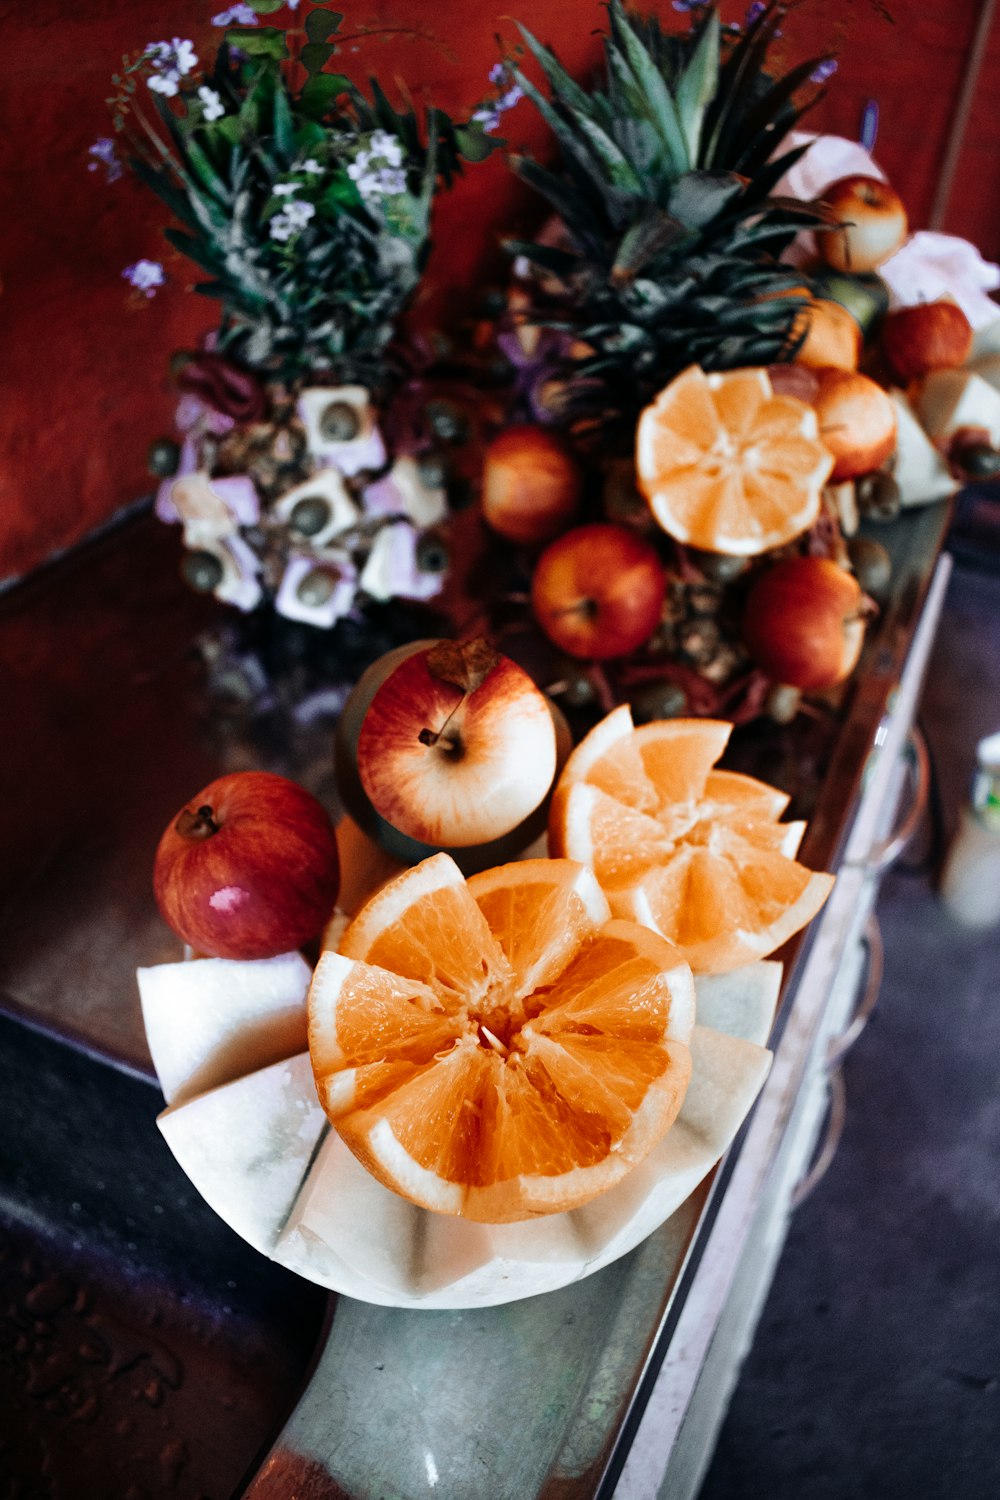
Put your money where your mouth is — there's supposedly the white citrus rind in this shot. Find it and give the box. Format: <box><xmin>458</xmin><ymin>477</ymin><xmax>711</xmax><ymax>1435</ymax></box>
<box><xmin>148</xmin><ymin>949</ymin><xmax>779</xmax><ymax>1309</ymax></box>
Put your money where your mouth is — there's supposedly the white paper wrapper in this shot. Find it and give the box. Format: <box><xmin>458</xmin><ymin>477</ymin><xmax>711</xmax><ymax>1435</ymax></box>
<box><xmin>778</xmin><ymin>131</ymin><xmax>1000</xmax><ymax>328</ymax></box>
<box><xmin>145</xmin><ymin>949</ymin><xmax>779</xmax><ymax>1309</ymax></box>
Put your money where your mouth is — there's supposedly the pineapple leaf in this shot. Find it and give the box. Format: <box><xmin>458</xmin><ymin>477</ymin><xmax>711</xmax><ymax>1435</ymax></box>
<box><xmin>516</xmin><ymin>24</ymin><xmax>594</xmax><ymax>118</ymax></box>
<box><xmin>510</xmin><ymin>155</ymin><xmax>610</xmax><ymax>256</ymax></box>
<box><xmin>667</xmin><ymin>170</ymin><xmax>744</xmax><ymax>231</ymax></box>
<box><xmin>703</xmin><ymin>1</ymin><xmax>785</xmax><ymax>167</ymax></box>
<box><xmin>610</xmin><ymin>210</ymin><xmax>685</xmax><ymax>285</ymax></box>
<box><xmin>163</xmin><ymin>225</ymin><xmax>228</xmax><ymax>280</ymax></box>
<box><xmin>674</xmin><ymin>8</ymin><xmax>720</xmax><ymax>161</ymax></box>
<box><xmin>606</xmin><ymin>0</ymin><xmax>691</xmax><ymax>176</ymax></box>
<box><xmin>271</xmin><ymin>80</ymin><xmax>296</xmax><ymax>160</ymax></box>
<box><xmin>734</xmin><ymin>141</ymin><xmax>812</xmax><ymax>206</ymax></box>
<box><xmin>512</xmin><ymin>67</ymin><xmax>633</xmax><ymax>204</ymax></box>
<box><xmin>503</xmin><ymin>238</ymin><xmax>580</xmax><ymax>280</ymax></box>
<box><xmin>180</xmin><ymin>134</ymin><xmax>233</xmax><ymax>206</ymax></box>
<box><xmin>731</xmin><ymin>56</ymin><xmax>830</xmax><ymax>174</ymax></box>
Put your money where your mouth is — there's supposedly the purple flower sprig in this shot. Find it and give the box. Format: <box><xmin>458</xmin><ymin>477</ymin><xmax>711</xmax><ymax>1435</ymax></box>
<box><xmin>123</xmin><ymin>259</ymin><xmax>166</xmax><ymax>297</ymax></box>
<box><xmin>145</xmin><ymin>38</ymin><xmax>198</xmax><ymax>99</ymax></box>
<box><xmin>811</xmin><ymin>58</ymin><xmax>838</xmax><ymax>84</ymax></box>
<box><xmin>212</xmin><ymin>3</ymin><xmax>258</xmax><ymax>24</ymax></box>
<box><xmin>472</xmin><ymin>64</ymin><xmax>525</xmax><ymax>136</ymax></box>
<box><xmin>88</xmin><ymin>137</ymin><xmax>123</xmax><ymax>183</ymax></box>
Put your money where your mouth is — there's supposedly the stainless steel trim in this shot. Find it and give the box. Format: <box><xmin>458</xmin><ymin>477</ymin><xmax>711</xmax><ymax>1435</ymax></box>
<box><xmin>865</xmin><ymin>727</ymin><xmax>931</xmax><ymax>873</ymax></box>
<box><xmin>790</xmin><ymin>1068</ymin><xmax>848</xmax><ymax>1210</ymax></box>
<box><xmin>826</xmin><ymin>913</ymin><xmax>884</xmax><ymax>1069</ymax></box>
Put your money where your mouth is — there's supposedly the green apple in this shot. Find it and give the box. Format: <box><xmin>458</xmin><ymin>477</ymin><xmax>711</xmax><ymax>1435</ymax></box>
<box><xmin>811</xmin><ymin>269</ymin><xmax>891</xmax><ymax>339</ymax></box>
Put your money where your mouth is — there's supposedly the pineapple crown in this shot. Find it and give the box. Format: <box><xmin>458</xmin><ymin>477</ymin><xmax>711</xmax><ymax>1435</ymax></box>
<box><xmin>504</xmin><ymin>0</ymin><xmax>837</xmax><ymax>434</ymax></box>
<box><xmin>110</xmin><ymin>4</ymin><xmax>501</xmax><ymax>387</ymax></box>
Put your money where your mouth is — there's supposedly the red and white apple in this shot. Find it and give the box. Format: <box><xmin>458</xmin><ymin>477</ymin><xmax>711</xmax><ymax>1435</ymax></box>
<box><xmin>153</xmin><ymin>771</ymin><xmax>340</xmax><ymax>960</ymax></box>
<box><xmin>819</xmin><ymin>175</ymin><xmax>909</xmax><ymax>274</ymax></box>
<box><xmin>351</xmin><ymin>637</ymin><xmax>561</xmax><ymax>850</ymax></box>
<box><xmin>880</xmin><ymin>300</ymin><xmax>974</xmax><ymax>384</ymax></box>
<box><xmin>481</xmin><ymin>424</ymin><xmax>582</xmax><ymax>546</ymax></box>
<box><xmin>530</xmin><ymin>523</ymin><xmax>666</xmax><ymax>660</ymax></box>
<box><xmin>741</xmin><ymin>555</ymin><xmax>873</xmax><ymax>692</ymax></box>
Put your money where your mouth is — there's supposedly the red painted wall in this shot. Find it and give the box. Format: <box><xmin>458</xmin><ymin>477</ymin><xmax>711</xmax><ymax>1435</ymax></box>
<box><xmin>0</xmin><ymin>0</ymin><xmax>994</xmax><ymax>585</ymax></box>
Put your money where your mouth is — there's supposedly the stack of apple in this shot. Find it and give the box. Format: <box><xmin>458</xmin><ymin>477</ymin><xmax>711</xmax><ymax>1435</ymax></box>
<box><xmin>151</xmin><ymin>638</ymin><xmax>576</xmax><ymax>970</ymax></box>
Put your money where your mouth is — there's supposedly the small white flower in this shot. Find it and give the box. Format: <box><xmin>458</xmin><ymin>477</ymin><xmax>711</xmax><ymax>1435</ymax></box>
<box><xmin>273</xmin><ymin>182</ymin><xmax>299</xmax><ymax>196</ymax></box>
<box><xmin>270</xmin><ymin>199</ymin><xmax>316</xmax><ymax>241</ymax></box>
<box><xmin>301</xmin><ymin>158</ymin><xmax>323</xmax><ymax>175</ymax></box>
<box><xmin>377</xmin><ymin>166</ymin><xmax>407</xmax><ymax>196</ymax></box>
<box><xmin>145</xmin><ymin>37</ymin><xmax>198</xmax><ymax>97</ymax></box>
<box><xmin>123</xmin><ymin>259</ymin><xmax>166</xmax><ymax>296</ymax></box>
<box><xmin>148</xmin><ymin>72</ymin><xmax>180</xmax><ymax>98</ymax></box>
<box><xmin>369</xmin><ymin>130</ymin><xmax>403</xmax><ymax>167</ymax></box>
<box><xmin>284</xmin><ymin>200</ymin><xmax>315</xmax><ymax>229</ymax></box>
<box><xmin>346</xmin><ymin>152</ymin><xmax>371</xmax><ymax>182</ymax></box>
<box><xmin>174</xmin><ymin>39</ymin><xmax>198</xmax><ymax>76</ymax></box>
<box><xmin>198</xmin><ymin>86</ymin><xmax>225</xmax><ymax>122</ymax></box>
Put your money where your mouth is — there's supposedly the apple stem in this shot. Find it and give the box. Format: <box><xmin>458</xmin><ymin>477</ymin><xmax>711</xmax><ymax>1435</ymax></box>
<box><xmin>418</xmin><ymin>701</ymin><xmax>464</xmax><ymax>754</ymax></box>
<box><xmin>175</xmin><ymin>803</ymin><xmax>220</xmax><ymax>841</ymax></box>
<box><xmin>551</xmin><ymin>598</ymin><xmax>599</xmax><ymax>621</ymax></box>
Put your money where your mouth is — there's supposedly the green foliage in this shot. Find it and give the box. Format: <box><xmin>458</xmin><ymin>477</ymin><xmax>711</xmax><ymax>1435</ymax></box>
<box><xmin>508</xmin><ymin>0</ymin><xmax>835</xmax><ymax>430</ymax></box>
<box><xmin>111</xmin><ymin>6</ymin><xmax>499</xmax><ymax>385</ymax></box>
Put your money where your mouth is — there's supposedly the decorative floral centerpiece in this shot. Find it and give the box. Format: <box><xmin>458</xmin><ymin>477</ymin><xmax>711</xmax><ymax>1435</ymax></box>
<box><xmin>109</xmin><ymin>3</ymin><xmax>503</xmax><ymax>628</ymax></box>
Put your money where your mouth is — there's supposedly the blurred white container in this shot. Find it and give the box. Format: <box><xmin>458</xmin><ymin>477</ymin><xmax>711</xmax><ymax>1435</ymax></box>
<box><xmin>940</xmin><ymin>731</ymin><xmax>1000</xmax><ymax>927</ymax></box>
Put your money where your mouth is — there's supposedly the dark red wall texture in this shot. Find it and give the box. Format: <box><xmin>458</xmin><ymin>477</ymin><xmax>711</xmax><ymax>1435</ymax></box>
<box><xmin>1</xmin><ymin>0</ymin><xmax>995</xmax><ymax>583</ymax></box>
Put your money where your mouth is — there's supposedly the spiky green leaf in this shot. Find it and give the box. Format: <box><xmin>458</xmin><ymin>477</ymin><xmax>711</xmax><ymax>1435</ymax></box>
<box><xmin>674</xmin><ymin>8</ymin><xmax>720</xmax><ymax>160</ymax></box>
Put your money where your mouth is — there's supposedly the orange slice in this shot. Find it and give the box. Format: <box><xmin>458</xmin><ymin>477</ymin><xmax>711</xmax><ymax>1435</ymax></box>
<box><xmin>549</xmin><ymin>706</ymin><xmax>832</xmax><ymax>972</ymax></box>
<box><xmin>635</xmin><ymin>365</ymin><xmax>834</xmax><ymax>555</ymax></box>
<box><xmin>308</xmin><ymin>852</ymin><xmax>695</xmax><ymax>1222</ymax></box>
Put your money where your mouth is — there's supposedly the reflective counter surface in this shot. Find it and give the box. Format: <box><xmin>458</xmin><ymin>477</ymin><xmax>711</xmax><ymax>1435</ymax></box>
<box><xmin>0</xmin><ymin>498</ymin><xmax>952</xmax><ymax>1497</ymax></box>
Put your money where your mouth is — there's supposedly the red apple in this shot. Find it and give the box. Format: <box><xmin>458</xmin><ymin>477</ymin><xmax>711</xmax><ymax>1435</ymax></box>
<box><xmin>813</xmin><ymin>366</ymin><xmax>898</xmax><ymax>481</ymax></box>
<box><xmin>335</xmin><ymin>640</ymin><xmax>572</xmax><ymax>872</ymax></box>
<box><xmin>819</xmin><ymin>176</ymin><xmax>909</xmax><ymax>274</ymax></box>
<box><xmin>741</xmin><ymin>556</ymin><xmax>872</xmax><ymax>691</ymax></box>
<box><xmin>481</xmin><ymin>424</ymin><xmax>582</xmax><ymax>545</ymax></box>
<box><xmin>355</xmin><ymin>637</ymin><xmax>559</xmax><ymax>848</ymax></box>
<box><xmin>531</xmin><ymin>523</ymin><xmax>666</xmax><ymax>660</ymax></box>
<box><xmin>880</xmin><ymin>300</ymin><xmax>973</xmax><ymax>384</ymax></box>
<box><xmin>153</xmin><ymin>771</ymin><xmax>340</xmax><ymax>959</ymax></box>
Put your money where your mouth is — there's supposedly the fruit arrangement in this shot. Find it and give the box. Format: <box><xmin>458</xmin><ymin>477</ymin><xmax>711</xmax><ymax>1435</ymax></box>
<box><xmin>142</xmin><ymin>665</ymin><xmax>833</xmax><ymax>1300</ymax></box>
<box><xmin>130</xmin><ymin>0</ymin><xmax>1000</xmax><ymax>1306</ymax></box>
<box><xmin>460</xmin><ymin>0</ymin><xmax>1000</xmax><ymax>728</ymax></box>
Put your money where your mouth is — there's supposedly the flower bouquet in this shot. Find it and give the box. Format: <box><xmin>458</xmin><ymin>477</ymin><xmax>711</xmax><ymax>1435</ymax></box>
<box><xmin>109</xmin><ymin>3</ymin><xmax>504</xmax><ymax>629</ymax></box>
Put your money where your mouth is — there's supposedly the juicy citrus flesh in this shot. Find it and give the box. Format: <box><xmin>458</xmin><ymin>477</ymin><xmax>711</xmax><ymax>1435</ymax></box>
<box><xmin>635</xmin><ymin>365</ymin><xmax>834</xmax><ymax>556</ymax></box>
<box><xmin>308</xmin><ymin>853</ymin><xmax>695</xmax><ymax>1222</ymax></box>
<box><xmin>549</xmin><ymin>706</ymin><xmax>833</xmax><ymax>973</ymax></box>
